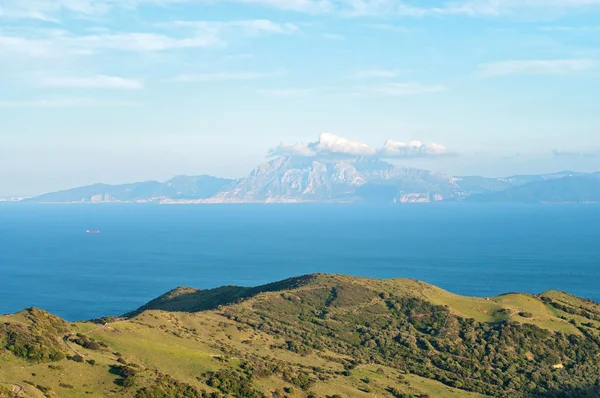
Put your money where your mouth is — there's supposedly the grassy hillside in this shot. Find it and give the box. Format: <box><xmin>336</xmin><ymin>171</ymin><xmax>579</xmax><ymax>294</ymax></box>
<box><xmin>1</xmin><ymin>274</ymin><xmax>600</xmax><ymax>397</ymax></box>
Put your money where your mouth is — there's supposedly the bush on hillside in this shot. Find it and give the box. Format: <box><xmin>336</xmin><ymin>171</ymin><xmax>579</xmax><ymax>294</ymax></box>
<box><xmin>135</xmin><ymin>374</ymin><xmax>201</xmax><ymax>398</ymax></box>
<box><xmin>220</xmin><ymin>280</ymin><xmax>600</xmax><ymax>398</ymax></box>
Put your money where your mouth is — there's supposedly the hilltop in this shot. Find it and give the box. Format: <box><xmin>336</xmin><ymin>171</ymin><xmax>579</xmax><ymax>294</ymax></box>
<box><xmin>2</xmin><ymin>274</ymin><xmax>600</xmax><ymax>397</ymax></box>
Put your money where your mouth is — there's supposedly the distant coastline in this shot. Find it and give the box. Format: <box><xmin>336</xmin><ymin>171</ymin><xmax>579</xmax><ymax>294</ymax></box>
<box><xmin>12</xmin><ymin>158</ymin><xmax>600</xmax><ymax>205</ymax></box>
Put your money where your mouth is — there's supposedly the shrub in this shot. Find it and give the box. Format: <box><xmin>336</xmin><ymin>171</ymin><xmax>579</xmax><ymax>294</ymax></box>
<box><xmin>0</xmin><ymin>385</ymin><xmax>13</xmax><ymax>397</ymax></box>
<box><xmin>49</xmin><ymin>351</ymin><xmax>65</xmax><ymax>362</ymax></box>
<box><xmin>0</xmin><ymin>321</ymin><xmax>66</xmax><ymax>363</ymax></box>
<box><xmin>135</xmin><ymin>374</ymin><xmax>201</xmax><ymax>398</ymax></box>
<box><xmin>111</xmin><ymin>365</ymin><xmax>138</xmax><ymax>378</ymax></box>
<box><xmin>202</xmin><ymin>369</ymin><xmax>264</xmax><ymax>397</ymax></box>
<box><xmin>121</xmin><ymin>377</ymin><xmax>135</xmax><ymax>388</ymax></box>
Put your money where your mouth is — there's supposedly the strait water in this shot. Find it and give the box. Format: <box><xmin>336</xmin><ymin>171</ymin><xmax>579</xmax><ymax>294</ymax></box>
<box><xmin>1</xmin><ymin>204</ymin><xmax>599</xmax><ymax>321</ymax></box>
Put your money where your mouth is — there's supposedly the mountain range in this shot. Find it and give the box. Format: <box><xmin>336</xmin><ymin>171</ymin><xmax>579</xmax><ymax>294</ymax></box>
<box><xmin>24</xmin><ymin>157</ymin><xmax>600</xmax><ymax>204</ymax></box>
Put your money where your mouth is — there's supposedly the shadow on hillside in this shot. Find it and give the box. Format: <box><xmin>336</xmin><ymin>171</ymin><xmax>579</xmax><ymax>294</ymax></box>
<box><xmin>125</xmin><ymin>274</ymin><xmax>318</xmax><ymax>316</ymax></box>
<box><xmin>528</xmin><ymin>385</ymin><xmax>600</xmax><ymax>398</ymax></box>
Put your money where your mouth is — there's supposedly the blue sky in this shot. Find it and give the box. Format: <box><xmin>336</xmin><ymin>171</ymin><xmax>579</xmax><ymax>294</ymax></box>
<box><xmin>1</xmin><ymin>0</ymin><xmax>600</xmax><ymax>196</ymax></box>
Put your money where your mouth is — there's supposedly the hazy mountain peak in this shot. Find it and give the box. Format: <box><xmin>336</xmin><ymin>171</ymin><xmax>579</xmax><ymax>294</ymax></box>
<box><xmin>25</xmin><ymin>157</ymin><xmax>600</xmax><ymax>204</ymax></box>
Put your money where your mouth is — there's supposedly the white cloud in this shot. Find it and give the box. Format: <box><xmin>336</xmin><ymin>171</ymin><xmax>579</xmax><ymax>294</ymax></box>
<box><xmin>360</xmin><ymin>82</ymin><xmax>446</xmax><ymax>96</ymax></box>
<box><xmin>363</xmin><ymin>23</ymin><xmax>410</xmax><ymax>32</ymax></box>
<box><xmin>0</xmin><ymin>34</ymin><xmax>80</xmax><ymax>58</ymax></box>
<box><xmin>0</xmin><ymin>19</ymin><xmax>294</xmax><ymax>60</ymax></box>
<box><xmin>553</xmin><ymin>149</ymin><xmax>600</xmax><ymax>158</ymax></box>
<box><xmin>336</xmin><ymin>0</ymin><xmax>600</xmax><ymax>18</ymax></box>
<box><xmin>0</xmin><ymin>36</ymin><xmax>46</xmax><ymax>58</ymax></box>
<box><xmin>322</xmin><ymin>33</ymin><xmax>345</xmax><ymax>40</ymax></box>
<box><xmin>476</xmin><ymin>59</ymin><xmax>599</xmax><ymax>77</ymax></box>
<box><xmin>539</xmin><ymin>26</ymin><xmax>600</xmax><ymax>32</ymax></box>
<box><xmin>71</xmin><ymin>32</ymin><xmax>220</xmax><ymax>52</ymax></box>
<box><xmin>257</xmin><ymin>88</ymin><xmax>314</xmax><ymax>97</ymax></box>
<box><xmin>270</xmin><ymin>142</ymin><xmax>316</xmax><ymax>157</ymax></box>
<box><xmin>171</xmin><ymin>72</ymin><xmax>272</xmax><ymax>82</ymax></box>
<box><xmin>177</xmin><ymin>0</ymin><xmax>331</xmax><ymax>13</ymax></box>
<box><xmin>4</xmin><ymin>0</ymin><xmax>600</xmax><ymax>20</ymax></box>
<box><xmin>0</xmin><ymin>98</ymin><xmax>140</xmax><ymax>108</ymax></box>
<box><xmin>172</xmin><ymin>19</ymin><xmax>299</xmax><ymax>35</ymax></box>
<box><xmin>365</xmin><ymin>0</ymin><xmax>600</xmax><ymax>18</ymax></box>
<box><xmin>349</xmin><ymin>69</ymin><xmax>403</xmax><ymax>79</ymax></box>
<box><xmin>0</xmin><ymin>0</ymin><xmax>329</xmax><ymax>20</ymax></box>
<box><xmin>269</xmin><ymin>133</ymin><xmax>449</xmax><ymax>159</ymax></box>
<box><xmin>0</xmin><ymin>0</ymin><xmax>111</xmax><ymax>20</ymax></box>
<box><xmin>269</xmin><ymin>133</ymin><xmax>376</xmax><ymax>158</ymax></box>
<box><xmin>36</xmin><ymin>75</ymin><xmax>143</xmax><ymax>89</ymax></box>
<box><xmin>379</xmin><ymin>140</ymin><xmax>449</xmax><ymax>158</ymax></box>
<box><xmin>314</xmin><ymin>133</ymin><xmax>377</xmax><ymax>157</ymax></box>
<box><xmin>446</xmin><ymin>0</ymin><xmax>600</xmax><ymax>17</ymax></box>
<box><xmin>224</xmin><ymin>53</ymin><xmax>255</xmax><ymax>61</ymax></box>
<box><xmin>0</xmin><ymin>30</ymin><xmax>220</xmax><ymax>58</ymax></box>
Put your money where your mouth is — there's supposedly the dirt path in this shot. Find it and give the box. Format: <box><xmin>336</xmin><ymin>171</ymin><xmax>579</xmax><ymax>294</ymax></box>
<box><xmin>0</xmin><ymin>382</ymin><xmax>23</xmax><ymax>398</ymax></box>
<box><xmin>1</xmin><ymin>325</ymin><xmax>116</xmax><ymax>398</ymax></box>
<box><xmin>12</xmin><ymin>384</ymin><xmax>23</xmax><ymax>398</ymax></box>
<box><xmin>62</xmin><ymin>324</ymin><xmax>119</xmax><ymax>362</ymax></box>
<box><xmin>62</xmin><ymin>334</ymin><xmax>84</xmax><ymax>357</ymax></box>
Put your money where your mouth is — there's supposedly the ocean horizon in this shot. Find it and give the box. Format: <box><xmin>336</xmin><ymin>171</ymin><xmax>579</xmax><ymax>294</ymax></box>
<box><xmin>1</xmin><ymin>203</ymin><xmax>599</xmax><ymax>321</ymax></box>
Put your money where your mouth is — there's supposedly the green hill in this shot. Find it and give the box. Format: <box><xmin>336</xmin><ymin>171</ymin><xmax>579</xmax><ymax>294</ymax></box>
<box><xmin>2</xmin><ymin>274</ymin><xmax>600</xmax><ymax>398</ymax></box>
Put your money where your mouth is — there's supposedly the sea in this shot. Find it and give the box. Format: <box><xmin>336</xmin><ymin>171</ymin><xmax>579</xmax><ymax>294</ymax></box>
<box><xmin>1</xmin><ymin>203</ymin><xmax>599</xmax><ymax>321</ymax></box>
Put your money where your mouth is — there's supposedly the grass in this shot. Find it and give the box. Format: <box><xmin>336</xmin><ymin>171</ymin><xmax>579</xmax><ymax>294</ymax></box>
<box><xmin>308</xmin><ymin>365</ymin><xmax>491</xmax><ymax>398</ymax></box>
<box><xmin>0</xmin><ymin>353</ymin><xmax>119</xmax><ymax>397</ymax></box>
<box><xmin>541</xmin><ymin>290</ymin><xmax>600</xmax><ymax>329</ymax></box>
<box><xmin>382</xmin><ymin>279</ymin><xmax>582</xmax><ymax>334</ymax></box>
<box><xmin>403</xmin><ymin>374</ymin><xmax>489</xmax><ymax>398</ymax></box>
<box><xmin>494</xmin><ymin>294</ymin><xmax>581</xmax><ymax>334</ymax></box>
<box><xmin>2</xmin><ymin>273</ymin><xmax>599</xmax><ymax>398</ymax></box>
<box><xmin>415</xmin><ymin>283</ymin><xmax>503</xmax><ymax>322</ymax></box>
<box><xmin>84</xmin><ymin>317</ymin><xmax>218</xmax><ymax>387</ymax></box>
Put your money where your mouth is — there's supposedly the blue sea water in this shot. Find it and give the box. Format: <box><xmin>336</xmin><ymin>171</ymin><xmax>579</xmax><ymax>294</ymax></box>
<box><xmin>1</xmin><ymin>204</ymin><xmax>599</xmax><ymax>321</ymax></box>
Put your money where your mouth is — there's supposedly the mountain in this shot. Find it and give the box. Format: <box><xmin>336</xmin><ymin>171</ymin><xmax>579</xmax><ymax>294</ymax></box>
<box><xmin>496</xmin><ymin>170</ymin><xmax>588</xmax><ymax>186</ymax></box>
<box><xmin>28</xmin><ymin>157</ymin><xmax>467</xmax><ymax>204</ymax></box>
<box><xmin>204</xmin><ymin>157</ymin><xmax>461</xmax><ymax>203</ymax></box>
<box><xmin>30</xmin><ymin>175</ymin><xmax>233</xmax><ymax>203</ymax></box>
<box><xmin>451</xmin><ymin>171</ymin><xmax>589</xmax><ymax>196</ymax></box>
<box><xmin>2</xmin><ymin>274</ymin><xmax>600</xmax><ymax>397</ymax></box>
<box><xmin>26</xmin><ymin>158</ymin><xmax>600</xmax><ymax>204</ymax></box>
<box><xmin>468</xmin><ymin>174</ymin><xmax>600</xmax><ymax>203</ymax></box>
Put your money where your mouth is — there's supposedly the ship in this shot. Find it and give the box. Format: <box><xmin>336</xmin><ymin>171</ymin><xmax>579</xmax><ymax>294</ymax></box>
<box><xmin>86</xmin><ymin>230</ymin><xmax>101</xmax><ymax>234</ymax></box>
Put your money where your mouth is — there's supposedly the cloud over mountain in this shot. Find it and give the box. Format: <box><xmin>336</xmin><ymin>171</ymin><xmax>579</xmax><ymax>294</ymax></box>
<box><xmin>269</xmin><ymin>133</ymin><xmax>449</xmax><ymax>159</ymax></box>
<box><xmin>380</xmin><ymin>140</ymin><xmax>449</xmax><ymax>158</ymax></box>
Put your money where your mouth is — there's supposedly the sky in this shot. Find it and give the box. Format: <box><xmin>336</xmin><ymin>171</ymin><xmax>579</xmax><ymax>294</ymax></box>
<box><xmin>1</xmin><ymin>0</ymin><xmax>600</xmax><ymax>196</ymax></box>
